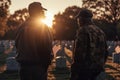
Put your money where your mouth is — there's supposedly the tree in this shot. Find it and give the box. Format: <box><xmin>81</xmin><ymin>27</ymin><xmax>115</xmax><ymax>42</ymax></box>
<box><xmin>7</xmin><ymin>8</ymin><xmax>29</xmax><ymax>28</ymax></box>
<box><xmin>94</xmin><ymin>19</ymin><xmax>116</xmax><ymax>40</ymax></box>
<box><xmin>5</xmin><ymin>8</ymin><xmax>29</xmax><ymax>39</ymax></box>
<box><xmin>53</xmin><ymin>6</ymin><xmax>81</xmax><ymax>40</ymax></box>
<box><xmin>82</xmin><ymin>0</ymin><xmax>120</xmax><ymax>40</ymax></box>
<box><xmin>0</xmin><ymin>0</ymin><xmax>11</xmax><ymax>38</ymax></box>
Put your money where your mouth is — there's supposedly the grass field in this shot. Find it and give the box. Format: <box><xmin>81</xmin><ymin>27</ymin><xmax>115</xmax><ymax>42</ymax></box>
<box><xmin>0</xmin><ymin>56</ymin><xmax>120</xmax><ymax>80</ymax></box>
<box><xmin>0</xmin><ymin>47</ymin><xmax>120</xmax><ymax>80</ymax></box>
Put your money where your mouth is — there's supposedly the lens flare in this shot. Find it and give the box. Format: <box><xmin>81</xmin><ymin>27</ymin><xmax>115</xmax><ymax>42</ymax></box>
<box><xmin>42</xmin><ymin>12</ymin><xmax>54</xmax><ymax>28</ymax></box>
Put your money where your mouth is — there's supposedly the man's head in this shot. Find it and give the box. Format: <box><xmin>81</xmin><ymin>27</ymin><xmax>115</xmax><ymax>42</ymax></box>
<box><xmin>28</xmin><ymin>2</ymin><xmax>47</xmax><ymax>17</ymax></box>
<box><xmin>76</xmin><ymin>8</ymin><xmax>93</xmax><ymax>25</ymax></box>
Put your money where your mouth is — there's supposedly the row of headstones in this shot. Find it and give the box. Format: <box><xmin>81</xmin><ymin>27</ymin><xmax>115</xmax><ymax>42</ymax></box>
<box><xmin>0</xmin><ymin>40</ymin><xmax>73</xmax><ymax>53</ymax></box>
<box><xmin>1</xmin><ymin>40</ymin><xmax>118</xmax><ymax>55</ymax></box>
<box><xmin>6</xmin><ymin>41</ymin><xmax>73</xmax><ymax>71</ymax></box>
<box><xmin>52</xmin><ymin>40</ymin><xmax>74</xmax><ymax>51</ymax></box>
<box><xmin>6</xmin><ymin>52</ymin><xmax>120</xmax><ymax>71</ymax></box>
<box><xmin>0</xmin><ymin>40</ymin><xmax>119</xmax><ymax>53</ymax></box>
<box><xmin>0</xmin><ymin>40</ymin><xmax>17</xmax><ymax>71</ymax></box>
<box><xmin>5</xmin><ymin>41</ymin><xmax>120</xmax><ymax>71</ymax></box>
<box><xmin>0</xmin><ymin>40</ymin><xmax>15</xmax><ymax>53</ymax></box>
<box><xmin>55</xmin><ymin>41</ymin><xmax>120</xmax><ymax>68</ymax></box>
<box><xmin>5</xmin><ymin>47</ymin><xmax>67</xmax><ymax>71</ymax></box>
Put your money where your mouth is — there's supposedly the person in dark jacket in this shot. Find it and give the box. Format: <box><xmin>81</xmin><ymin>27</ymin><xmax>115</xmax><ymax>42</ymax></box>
<box><xmin>70</xmin><ymin>8</ymin><xmax>108</xmax><ymax>80</ymax></box>
<box><xmin>15</xmin><ymin>2</ymin><xmax>53</xmax><ymax>80</ymax></box>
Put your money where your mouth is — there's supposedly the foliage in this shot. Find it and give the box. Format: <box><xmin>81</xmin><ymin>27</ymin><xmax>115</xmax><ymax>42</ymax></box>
<box><xmin>82</xmin><ymin>0</ymin><xmax>120</xmax><ymax>40</ymax></box>
<box><xmin>0</xmin><ymin>0</ymin><xmax>11</xmax><ymax>38</ymax></box>
<box><xmin>7</xmin><ymin>8</ymin><xmax>29</xmax><ymax>28</ymax></box>
<box><xmin>5</xmin><ymin>8</ymin><xmax>29</xmax><ymax>39</ymax></box>
<box><xmin>53</xmin><ymin>6</ymin><xmax>81</xmax><ymax>40</ymax></box>
<box><xmin>93</xmin><ymin>19</ymin><xmax>118</xmax><ymax>40</ymax></box>
<box><xmin>82</xmin><ymin>0</ymin><xmax>120</xmax><ymax>22</ymax></box>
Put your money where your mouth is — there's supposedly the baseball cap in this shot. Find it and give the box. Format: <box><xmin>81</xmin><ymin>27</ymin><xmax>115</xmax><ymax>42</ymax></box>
<box><xmin>28</xmin><ymin>2</ymin><xmax>47</xmax><ymax>11</ymax></box>
<box><xmin>76</xmin><ymin>8</ymin><xmax>93</xmax><ymax>19</ymax></box>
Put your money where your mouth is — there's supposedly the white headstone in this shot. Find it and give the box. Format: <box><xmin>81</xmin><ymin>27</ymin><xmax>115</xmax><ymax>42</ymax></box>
<box><xmin>55</xmin><ymin>47</ymin><xmax>67</xmax><ymax>68</ymax></box>
<box><xmin>6</xmin><ymin>57</ymin><xmax>19</xmax><ymax>71</ymax></box>
<box><xmin>6</xmin><ymin>48</ymin><xmax>19</xmax><ymax>71</ymax></box>
<box><xmin>112</xmin><ymin>52</ymin><xmax>120</xmax><ymax>64</ymax></box>
<box><xmin>56</xmin><ymin>56</ymin><xmax>66</xmax><ymax>68</ymax></box>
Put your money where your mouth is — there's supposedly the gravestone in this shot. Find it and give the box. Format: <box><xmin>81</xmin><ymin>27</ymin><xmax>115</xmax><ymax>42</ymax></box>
<box><xmin>112</xmin><ymin>53</ymin><xmax>120</xmax><ymax>64</ymax></box>
<box><xmin>6</xmin><ymin>47</ymin><xmax>19</xmax><ymax>71</ymax></box>
<box><xmin>55</xmin><ymin>46</ymin><xmax>67</xmax><ymax>68</ymax></box>
<box><xmin>112</xmin><ymin>45</ymin><xmax>120</xmax><ymax>64</ymax></box>
<box><xmin>107</xmin><ymin>41</ymin><xmax>119</xmax><ymax>56</ymax></box>
<box><xmin>56</xmin><ymin>56</ymin><xmax>66</xmax><ymax>68</ymax></box>
<box><xmin>6</xmin><ymin>57</ymin><xmax>19</xmax><ymax>71</ymax></box>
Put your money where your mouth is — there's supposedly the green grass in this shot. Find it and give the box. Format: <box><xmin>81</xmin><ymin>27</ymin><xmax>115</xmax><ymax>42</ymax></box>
<box><xmin>0</xmin><ymin>56</ymin><xmax>119</xmax><ymax>80</ymax></box>
<box><xmin>0</xmin><ymin>70</ymin><xmax>19</xmax><ymax>80</ymax></box>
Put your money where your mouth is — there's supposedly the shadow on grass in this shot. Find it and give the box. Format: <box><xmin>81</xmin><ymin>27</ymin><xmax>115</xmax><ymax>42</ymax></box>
<box><xmin>96</xmin><ymin>71</ymin><xmax>116</xmax><ymax>80</ymax></box>
<box><xmin>0</xmin><ymin>70</ymin><xmax>19</xmax><ymax>80</ymax></box>
<box><xmin>50</xmin><ymin>67</ymin><xmax>70</xmax><ymax>80</ymax></box>
<box><xmin>49</xmin><ymin>68</ymin><xmax>116</xmax><ymax>80</ymax></box>
<box><xmin>105</xmin><ymin>64</ymin><xmax>120</xmax><ymax>73</ymax></box>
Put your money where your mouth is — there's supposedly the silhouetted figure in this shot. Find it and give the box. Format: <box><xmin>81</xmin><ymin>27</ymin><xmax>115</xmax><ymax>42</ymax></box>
<box><xmin>70</xmin><ymin>8</ymin><xmax>108</xmax><ymax>80</ymax></box>
<box><xmin>15</xmin><ymin>2</ymin><xmax>53</xmax><ymax>80</ymax></box>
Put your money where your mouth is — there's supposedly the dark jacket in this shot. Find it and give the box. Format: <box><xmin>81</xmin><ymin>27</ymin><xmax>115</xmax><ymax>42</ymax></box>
<box><xmin>15</xmin><ymin>18</ymin><xmax>53</xmax><ymax>66</ymax></box>
<box><xmin>73</xmin><ymin>24</ymin><xmax>108</xmax><ymax>70</ymax></box>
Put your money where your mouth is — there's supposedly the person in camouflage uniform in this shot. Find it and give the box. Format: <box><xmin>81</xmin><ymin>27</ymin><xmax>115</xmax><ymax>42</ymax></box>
<box><xmin>70</xmin><ymin>9</ymin><xmax>108</xmax><ymax>80</ymax></box>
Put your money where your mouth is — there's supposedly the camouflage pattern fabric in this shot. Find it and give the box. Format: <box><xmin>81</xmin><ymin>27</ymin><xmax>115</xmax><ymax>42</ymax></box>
<box><xmin>73</xmin><ymin>24</ymin><xmax>108</xmax><ymax>70</ymax></box>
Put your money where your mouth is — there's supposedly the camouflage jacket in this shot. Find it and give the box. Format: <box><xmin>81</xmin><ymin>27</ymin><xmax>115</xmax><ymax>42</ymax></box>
<box><xmin>73</xmin><ymin>24</ymin><xmax>108</xmax><ymax>69</ymax></box>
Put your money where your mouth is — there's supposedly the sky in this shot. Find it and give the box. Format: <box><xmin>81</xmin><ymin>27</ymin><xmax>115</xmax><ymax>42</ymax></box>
<box><xmin>9</xmin><ymin>0</ymin><xmax>82</xmax><ymax>15</ymax></box>
<box><xmin>9</xmin><ymin>0</ymin><xmax>82</xmax><ymax>27</ymax></box>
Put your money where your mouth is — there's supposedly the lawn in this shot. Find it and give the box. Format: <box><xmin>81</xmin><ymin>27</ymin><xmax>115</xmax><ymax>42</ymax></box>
<box><xmin>0</xmin><ymin>56</ymin><xmax>120</xmax><ymax>80</ymax></box>
<box><xmin>0</xmin><ymin>51</ymin><xmax>120</xmax><ymax>80</ymax></box>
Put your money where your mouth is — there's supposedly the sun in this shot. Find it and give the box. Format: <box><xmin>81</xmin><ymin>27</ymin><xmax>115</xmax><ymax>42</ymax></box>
<box><xmin>42</xmin><ymin>12</ymin><xmax>54</xmax><ymax>28</ymax></box>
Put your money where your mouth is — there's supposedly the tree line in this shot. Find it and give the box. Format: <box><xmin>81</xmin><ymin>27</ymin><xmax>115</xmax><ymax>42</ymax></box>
<box><xmin>0</xmin><ymin>0</ymin><xmax>120</xmax><ymax>40</ymax></box>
